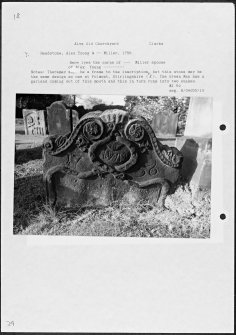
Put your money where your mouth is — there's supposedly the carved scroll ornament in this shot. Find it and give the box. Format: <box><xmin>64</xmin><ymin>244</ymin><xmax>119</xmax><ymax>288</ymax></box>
<box><xmin>43</xmin><ymin>110</ymin><xmax>183</xmax><ymax>207</ymax></box>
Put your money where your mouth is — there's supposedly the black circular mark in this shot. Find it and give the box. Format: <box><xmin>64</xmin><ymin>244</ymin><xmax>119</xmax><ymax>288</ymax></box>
<box><xmin>220</xmin><ymin>213</ymin><xmax>226</xmax><ymax>220</ymax></box>
<box><xmin>219</xmin><ymin>124</ymin><xmax>226</xmax><ymax>131</ymax></box>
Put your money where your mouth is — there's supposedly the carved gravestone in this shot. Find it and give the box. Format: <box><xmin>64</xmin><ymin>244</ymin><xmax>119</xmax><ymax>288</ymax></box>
<box><xmin>47</xmin><ymin>101</ymin><xmax>72</xmax><ymax>135</ymax></box>
<box><xmin>152</xmin><ymin>111</ymin><xmax>178</xmax><ymax>137</ymax></box>
<box><xmin>43</xmin><ymin>110</ymin><xmax>183</xmax><ymax>208</ymax></box>
<box><xmin>23</xmin><ymin>109</ymin><xmax>47</xmax><ymax>135</ymax></box>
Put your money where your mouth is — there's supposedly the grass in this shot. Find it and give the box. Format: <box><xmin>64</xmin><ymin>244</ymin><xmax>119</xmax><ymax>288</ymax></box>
<box><xmin>14</xmin><ymin>146</ymin><xmax>211</xmax><ymax>238</ymax></box>
<box><xmin>15</xmin><ymin>146</ymin><xmax>43</xmax><ymax>164</ymax></box>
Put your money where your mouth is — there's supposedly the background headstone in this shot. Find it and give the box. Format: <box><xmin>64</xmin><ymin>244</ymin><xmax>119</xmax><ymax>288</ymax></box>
<box><xmin>176</xmin><ymin>137</ymin><xmax>212</xmax><ymax>192</ymax></box>
<box><xmin>184</xmin><ymin>97</ymin><xmax>212</xmax><ymax>137</ymax></box>
<box><xmin>72</xmin><ymin>109</ymin><xmax>80</xmax><ymax>129</ymax></box>
<box><xmin>47</xmin><ymin>101</ymin><xmax>72</xmax><ymax>135</ymax></box>
<box><xmin>22</xmin><ymin>109</ymin><xmax>47</xmax><ymax>136</ymax></box>
<box><xmin>152</xmin><ymin>110</ymin><xmax>178</xmax><ymax>137</ymax></box>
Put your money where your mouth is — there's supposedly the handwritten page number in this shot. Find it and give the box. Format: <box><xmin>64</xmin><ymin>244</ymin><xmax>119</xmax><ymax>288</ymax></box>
<box><xmin>14</xmin><ymin>13</ymin><xmax>20</xmax><ymax>20</ymax></box>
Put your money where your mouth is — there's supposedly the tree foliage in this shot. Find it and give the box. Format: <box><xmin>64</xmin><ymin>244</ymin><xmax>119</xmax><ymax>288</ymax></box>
<box><xmin>124</xmin><ymin>96</ymin><xmax>190</xmax><ymax>136</ymax></box>
<box><xmin>16</xmin><ymin>94</ymin><xmax>62</xmax><ymax>110</ymax></box>
<box><xmin>75</xmin><ymin>95</ymin><xmax>104</xmax><ymax>109</ymax></box>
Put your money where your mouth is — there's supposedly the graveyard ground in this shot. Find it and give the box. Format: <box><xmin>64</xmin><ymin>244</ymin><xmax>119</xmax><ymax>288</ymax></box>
<box><xmin>14</xmin><ymin>143</ymin><xmax>211</xmax><ymax>238</ymax></box>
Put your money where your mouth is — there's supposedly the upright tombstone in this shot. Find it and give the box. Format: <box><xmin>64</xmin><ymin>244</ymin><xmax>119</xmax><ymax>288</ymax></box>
<box><xmin>152</xmin><ymin>110</ymin><xmax>178</xmax><ymax>137</ymax></box>
<box><xmin>175</xmin><ymin>97</ymin><xmax>212</xmax><ymax>193</ymax></box>
<box><xmin>23</xmin><ymin>109</ymin><xmax>47</xmax><ymax>136</ymax></box>
<box><xmin>72</xmin><ymin>109</ymin><xmax>80</xmax><ymax>129</ymax></box>
<box><xmin>184</xmin><ymin>97</ymin><xmax>212</xmax><ymax>137</ymax></box>
<box><xmin>47</xmin><ymin>101</ymin><xmax>72</xmax><ymax>135</ymax></box>
<box><xmin>175</xmin><ymin>137</ymin><xmax>212</xmax><ymax>192</ymax></box>
<box><xmin>43</xmin><ymin>110</ymin><xmax>183</xmax><ymax>208</ymax></box>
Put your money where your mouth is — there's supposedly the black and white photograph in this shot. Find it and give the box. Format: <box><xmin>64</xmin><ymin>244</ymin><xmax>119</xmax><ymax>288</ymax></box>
<box><xmin>15</xmin><ymin>94</ymin><xmax>212</xmax><ymax>238</ymax></box>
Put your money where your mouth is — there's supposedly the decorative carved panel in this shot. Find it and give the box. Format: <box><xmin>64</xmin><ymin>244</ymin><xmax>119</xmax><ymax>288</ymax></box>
<box><xmin>43</xmin><ymin>110</ymin><xmax>183</xmax><ymax>208</ymax></box>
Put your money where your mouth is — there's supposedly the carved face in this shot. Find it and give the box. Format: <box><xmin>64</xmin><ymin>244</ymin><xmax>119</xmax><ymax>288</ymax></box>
<box><xmin>171</xmin><ymin>152</ymin><xmax>183</xmax><ymax>165</ymax></box>
<box><xmin>98</xmin><ymin>141</ymin><xmax>131</xmax><ymax>166</ymax></box>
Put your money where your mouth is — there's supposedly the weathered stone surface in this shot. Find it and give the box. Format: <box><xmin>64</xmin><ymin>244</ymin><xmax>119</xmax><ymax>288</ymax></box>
<box><xmin>43</xmin><ymin>110</ymin><xmax>183</xmax><ymax>208</ymax></box>
<box><xmin>184</xmin><ymin>97</ymin><xmax>212</xmax><ymax>137</ymax></box>
<box><xmin>152</xmin><ymin>111</ymin><xmax>178</xmax><ymax>137</ymax></box>
<box><xmin>72</xmin><ymin>109</ymin><xmax>80</xmax><ymax>129</ymax></box>
<box><xmin>46</xmin><ymin>101</ymin><xmax>72</xmax><ymax>135</ymax></box>
<box><xmin>23</xmin><ymin>109</ymin><xmax>47</xmax><ymax>136</ymax></box>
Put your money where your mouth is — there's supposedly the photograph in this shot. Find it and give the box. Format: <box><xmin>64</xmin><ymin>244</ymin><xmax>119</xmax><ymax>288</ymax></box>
<box><xmin>14</xmin><ymin>94</ymin><xmax>212</xmax><ymax>238</ymax></box>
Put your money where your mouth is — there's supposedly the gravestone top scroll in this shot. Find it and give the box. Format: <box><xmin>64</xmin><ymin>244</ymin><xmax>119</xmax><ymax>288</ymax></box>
<box><xmin>152</xmin><ymin>110</ymin><xmax>178</xmax><ymax>138</ymax></box>
<box><xmin>23</xmin><ymin>109</ymin><xmax>47</xmax><ymax>136</ymax></box>
<box><xmin>43</xmin><ymin>110</ymin><xmax>183</xmax><ymax>208</ymax></box>
<box><xmin>46</xmin><ymin>101</ymin><xmax>72</xmax><ymax>135</ymax></box>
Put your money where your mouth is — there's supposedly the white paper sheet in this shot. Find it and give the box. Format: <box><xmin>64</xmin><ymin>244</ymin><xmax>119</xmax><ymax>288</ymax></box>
<box><xmin>1</xmin><ymin>2</ymin><xmax>234</xmax><ymax>333</ymax></box>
